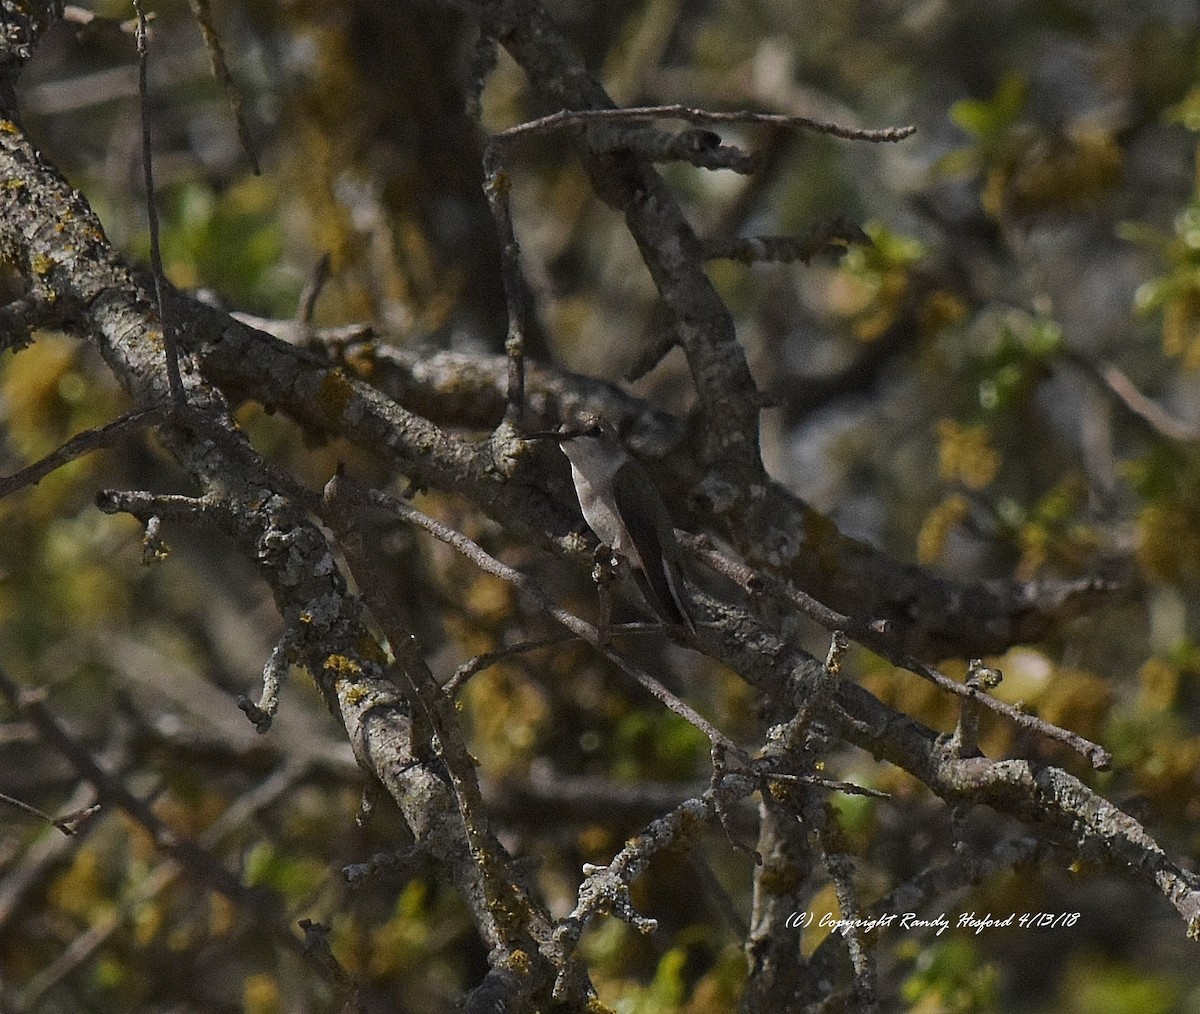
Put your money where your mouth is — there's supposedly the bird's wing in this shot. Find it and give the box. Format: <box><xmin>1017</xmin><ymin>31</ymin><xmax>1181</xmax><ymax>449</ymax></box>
<box><xmin>611</xmin><ymin>463</ymin><xmax>695</xmax><ymax>632</ymax></box>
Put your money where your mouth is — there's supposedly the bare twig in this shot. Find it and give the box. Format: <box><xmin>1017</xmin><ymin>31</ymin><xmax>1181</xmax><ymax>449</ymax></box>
<box><xmin>322</xmin><ymin>475</ymin><xmax>743</xmax><ymax>757</ymax></box>
<box><xmin>758</xmin><ymin>772</ymin><xmax>887</xmax><ymax>799</ymax></box>
<box><xmin>822</xmin><ymin>845</ymin><xmax>878</xmax><ymax>1013</ymax></box>
<box><xmin>0</xmin><ymin>780</ymin><xmax>103</xmax><ymax>933</ymax></box>
<box><xmin>552</xmin><ymin>771</ymin><xmax>759</xmax><ymax>988</ymax></box>
<box><xmin>320</xmin><ymin>478</ymin><xmax>582</xmax><ymax>995</ymax></box>
<box><xmin>805</xmin><ymin>835</ymin><xmax>1046</xmax><ymax>986</ymax></box>
<box><xmin>1070</xmin><ymin>354</ymin><xmax>1200</xmax><ymax>443</ymax></box>
<box><xmin>830</xmin><ymin>682</ymin><xmax>1200</xmax><ymax>933</ymax></box>
<box><xmin>465</xmin><ymin>24</ymin><xmax>499</xmax><ymax>121</ymax></box>
<box><xmin>703</xmin><ymin>219</ymin><xmax>871</xmax><ymax>264</ymax></box>
<box><xmin>186</xmin><ymin>0</ymin><xmax>261</xmax><ymax>173</ymax></box>
<box><xmin>495</xmin><ymin>103</ymin><xmax>916</xmax><ymax>145</ymax></box>
<box><xmin>946</xmin><ymin>658</ymin><xmax>1004</xmax><ymax>759</ymax></box>
<box><xmin>443</xmin><ymin>631</ymin><xmax>579</xmax><ymax>697</ymax></box>
<box><xmin>297</xmin><ymin>919</ymin><xmax>362</xmax><ymax>1002</ymax></box>
<box><xmin>10</xmin><ymin>756</ymin><xmax>313</xmax><ymax>1010</ymax></box>
<box><xmin>0</xmin><ymin>294</ymin><xmax>63</xmax><ymax>353</ymax></box>
<box><xmin>0</xmin><ymin>665</ymin><xmax>302</xmax><ymax>953</ymax></box>
<box><xmin>0</xmin><ymin>408</ymin><xmax>165</xmax><ymax>498</ymax></box>
<box><xmin>296</xmin><ymin>252</ymin><xmax>332</xmax><ymax>326</ymax></box>
<box><xmin>0</xmin><ymin>790</ymin><xmax>97</xmax><ymax>835</ymax></box>
<box><xmin>132</xmin><ymin>1</ymin><xmax>184</xmax><ymax>405</ymax></box>
<box><xmin>581</xmin><ymin>121</ymin><xmax>759</xmax><ymax>172</ymax></box>
<box><xmin>237</xmin><ymin>630</ymin><xmax>297</xmax><ymax>732</ymax></box>
<box><xmin>482</xmin><ymin>142</ymin><xmax>530</xmax><ymax>426</ymax></box>
<box><xmin>684</xmin><ymin>534</ymin><xmax>1113</xmax><ymax>770</ymax></box>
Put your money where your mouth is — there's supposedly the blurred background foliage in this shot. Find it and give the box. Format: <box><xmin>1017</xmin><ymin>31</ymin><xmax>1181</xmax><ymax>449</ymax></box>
<box><xmin>4</xmin><ymin>0</ymin><xmax>1200</xmax><ymax>1010</ymax></box>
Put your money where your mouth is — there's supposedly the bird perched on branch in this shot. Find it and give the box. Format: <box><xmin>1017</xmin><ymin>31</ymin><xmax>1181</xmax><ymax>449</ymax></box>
<box><xmin>530</xmin><ymin>415</ymin><xmax>696</xmax><ymax>634</ymax></box>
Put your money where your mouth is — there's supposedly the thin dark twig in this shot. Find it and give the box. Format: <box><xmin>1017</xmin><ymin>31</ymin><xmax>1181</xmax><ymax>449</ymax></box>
<box><xmin>133</xmin><ymin>1</ymin><xmax>184</xmax><ymax>405</ymax></box>
<box><xmin>446</xmin><ymin>623</ymin><xmax>693</xmax><ymax>698</ymax></box>
<box><xmin>495</xmin><ymin>104</ymin><xmax>916</xmax><ymax>145</ymax></box>
<box><xmin>297</xmin><ymin>252</ymin><xmax>332</xmax><ymax>326</ymax></box>
<box><xmin>0</xmin><ymin>791</ymin><xmax>63</xmax><ymax>828</ymax></box>
<box><xmin>581</xmin><ymin>121</ymin><xmax>759</xmax><ymax>172</ymax></box>
<box><xmin>759</xmin><ymin>772</ymin><xmax>887</xmax><ymax>799</ymax></box>
<box><xmin>186</xmin><ymin>0</ymin><xmax>261</xmax><ymax>173</ymax></box>
<box><xmin>703</xmin><ymin>219</ymin><xmax>871</xmax><ymax>264</ymax></box>
<box><xmin>554</xmin><ymin>772</ymin><xmax>761</xmax><ymax>956</ymax></box>
<box><xmin>1099</xmin><ymin>363</ymin><xmax>1200</xmax><ymax>440</ymax></box>
<box><xmin>443</xmin><ymin>632</ymin><xmax>579</xmax><ymax>697</ymax></box>
<box><xmin>687</xmin><ymin>852</ymin><xmax>750</xmax><ymax>939</ymax></box>
<box><xmin>878</xmin><ymin>647</ymin><xmax>1108</xmax><ymax>768</ymax></box>
<box><xmin>0</xmin><ymin>666</ymin><xmax>295</xmax><ymax>937</ymax></box>
<box><xmin>321</xmin><ymin>489</ymin><xmax>571</xmax><ymax>976</ymax></box>
<box><xmin>0</xmin><ymin>791</ymin><xmax>100</xmax><ymax>835</ymax></box>
<box><xmin>323</xmin><ymin>476</ymin><xmax>742</xmax><ymax>757</ymax></box>
<box><xmin>0</xmin><ymin>407</ymin><xmax>166</xmax><ymax>498</ymax></box>
<box><xmin>483</xmin><ymin>142</ymin><xmax>529</xmax><ymax>425</ymax></box>
<box><xmin>1066</xmin><ymin>351</ymin><xmax>1200</xmax><ymax>443</ymax></box>
<box><xmin>683</xmin><ymin>534</ymin><xmax>1112</xmax><ymax>769</ymax></box>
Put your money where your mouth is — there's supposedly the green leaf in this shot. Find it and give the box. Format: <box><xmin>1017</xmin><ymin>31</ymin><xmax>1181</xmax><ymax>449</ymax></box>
<box><xmin>950</xmin><ymin>74</ymin><xmax>1029</xmax><ymax>142</ymax></box>
<box><xmin>1165</xmin><ymin>86</ymin><xmax>1200</xmax><ymax>132</ymax></box>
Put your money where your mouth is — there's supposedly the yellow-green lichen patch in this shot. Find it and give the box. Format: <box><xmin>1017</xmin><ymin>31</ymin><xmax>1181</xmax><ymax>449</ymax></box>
<box><xmin>324</xmin><ymin>653</ymin><xmax>363</xmax><ymax>677</ymax></box>
<box><xmin>317</xmin><ymin>368</ymin><xmax>355</xmax><ymax>424</ymax></box>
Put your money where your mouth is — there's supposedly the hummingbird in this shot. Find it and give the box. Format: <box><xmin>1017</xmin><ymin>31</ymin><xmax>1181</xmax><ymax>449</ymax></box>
<box><xmin>531</xmin><ymin>416</ymin><xmax>696</xmax><ymax>633</ymax></box>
